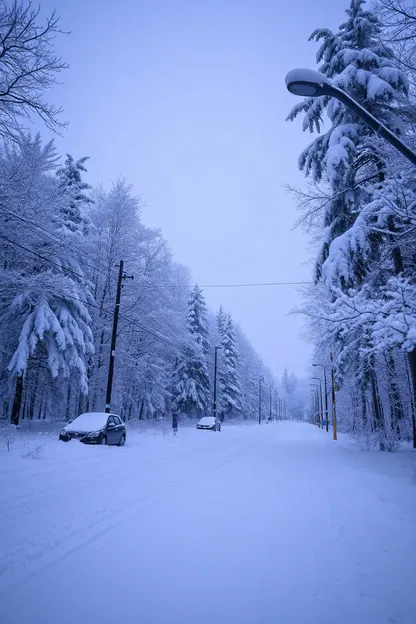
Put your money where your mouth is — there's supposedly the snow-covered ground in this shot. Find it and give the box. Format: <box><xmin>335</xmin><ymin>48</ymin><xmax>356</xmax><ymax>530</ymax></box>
<box><xmin>1</xmin><ymin>421</ymin><xmax>416</xmax><ymax>624</ymax></box>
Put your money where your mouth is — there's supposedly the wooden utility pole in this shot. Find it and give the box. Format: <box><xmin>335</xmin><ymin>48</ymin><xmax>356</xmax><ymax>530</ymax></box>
<box><xmin>105</xmin><ymin>260</ymin><xmax>133</xmax><ymax>414</ymax></box>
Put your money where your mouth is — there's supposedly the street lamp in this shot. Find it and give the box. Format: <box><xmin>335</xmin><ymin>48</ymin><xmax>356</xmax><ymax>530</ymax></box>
<box><xmin>285</xmin><ymin>68</ymin><xmax>416</xmax><ymax>166</ymax></box>
<box><xmin>309</xmin><ymin>388</ymin><xmax>319</xmax><ymax>426</ymax></box>
<box><xmin>313</xmin><ymin>363</ymin><xmax>329</xmax><ymax>432</ymax></box>
<box><xmin>213</xmin><ymin>346</ymin><xmax>221</xmax><ymax>428</ymax></box>
<box><xmin>312</xmin><ymin>376</ymin><xmax>324</xmax><ymax>430</ymax></box>
<box><xmin>310</xmin><ymin>383</ymin><xmax>322</xmax><ymax>427</ymax></box>
<box><xmin>258</xmin><ymin>375</ymin><xmax>264</xmax><ymax>425</ymax></box>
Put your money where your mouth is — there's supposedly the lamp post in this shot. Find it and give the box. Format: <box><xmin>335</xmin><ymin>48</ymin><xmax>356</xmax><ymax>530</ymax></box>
<box><xmin>310</xmin><ymin>389</ymin><xmax>318</xmax><ymax>425</ymax></box>
<box><xmin>259</xmin><ymin>375</ymin><xmax>264</xmax><ymax>425</ymax></box>
<box><xmin>312</xmin><ymin>376</ymin><xmax>324</xmax><ymax>430</ymax></box>
<box><xmin>310</xmin><ymin>384</ymin><xmax>322</xmax><ymax>427</ymax></box>
<box><xmin>313</xmin><ymin>363</ymin><xmax>329</xmax><ymax>432</ymax></box>
<box><xmin>213</xmin><ymin>346</ymin><xmax>221</xmax><ymax>427</ymax></box>
<box><xmin>285</xmin><ymin>68</ymin><xmax>416</xmax><ymax>166</ymax></box>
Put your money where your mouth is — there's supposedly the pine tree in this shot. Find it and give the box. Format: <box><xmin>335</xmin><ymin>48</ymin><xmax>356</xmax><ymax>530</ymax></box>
<box><xmin>287</xmin><ymin>0</ymin><xmax>409</xmax><ymax>287</ymax></box>
<box><xmin>216</xmin><ymin>306</ymin><xmax>226</xmax><ymax>336</ymax></box>
<box><xmin>288</xmin><ymin>0</ymin><xmax>414</xmax><ymax>447</ymax></box>
<box><xmin>186</xmin><ymin>284</ymin><xmax>210</xmax><ymax>355</ymax></box>
<box><xmin>171</xmin><ymin>340</ymin><xmax>210</xmax><ymax>417</ymax></box>
<box><xmin>170</xmin><ymin>285</ymin><xmax>211</xmax><ymax>417</ymax></box>
<box><xmin>0</xmin><ymin>137</ymin><xmax>95</xmax><ymax>424</ymax></box>
<box><xmin>56</xmin><ymin>154</ymin><xmax>93</xmax><ymax>235</ymax></box>
<box><xmin>218</xmin><ymin>312</ymin><xmax>242</xmax><ymax>417</ymax></box>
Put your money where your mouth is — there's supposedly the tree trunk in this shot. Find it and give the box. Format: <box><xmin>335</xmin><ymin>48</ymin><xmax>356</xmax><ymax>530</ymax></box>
<box><xmin>407</xmin><ymin>349</ymin><xmax>416</xmax><ymax>449</ymax></box>
<box><xmin>369</xmin><ymin>365</ymin><xmax>385</xmax><ymax>448</ymax></box>
<box><xmin>66</xmin><ymin>383</ymin><xmax>71</xmax><ymax>421</ymax></box>
<box><xmin>386</xmin><ymin>354</ymin><xmax>403</xmax><ymax>438</ymax></box>
<box><xmin>138</xmin><ymin>399</ymin><xmax>145</xmax><ymax>420</ymax></box>
<box><xmin>42</xmin><ymin>393</ymin><xmax>47</xmax><ymax>419</ymax></box>
<box><xmin>360</xmin><ymin>381</ymin><xmax>368</xmax><ymax>430</ymax></box>
<box><xmin>10</xmin><ymin>373</ymin><xmax>24</xmax><ymax>426</ymax></box>
<box><xmin>29</xmin><ymin>391</ymin><xmax>35</xmax><ymax>420</ymax></box>
<box><xmin>172</xmin><ymin>410</ymin><xmax>178</xmax><ymax>434</ymax></box>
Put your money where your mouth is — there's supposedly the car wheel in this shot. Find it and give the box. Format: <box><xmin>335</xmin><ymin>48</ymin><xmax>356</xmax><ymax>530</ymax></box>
<box><xmin>60</xmin><ymin>438</ymin><xmax>69</xmax><ymax>442</ymax></box>
<box><xmin>118</xmin><ymin>434</ymin><xmax>126</xmax><ymax>447</ymax></box>
<box><xmin>100</xmin><ymin>435</ymin><xmax>107</xmax><ymax>446</ymax></box>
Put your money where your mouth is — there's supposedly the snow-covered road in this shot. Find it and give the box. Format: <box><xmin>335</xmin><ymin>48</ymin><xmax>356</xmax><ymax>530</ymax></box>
<box><xmin>1</xmin><ymin>422</ymin><xmax>416</xmax><ymax>623</ymax></box>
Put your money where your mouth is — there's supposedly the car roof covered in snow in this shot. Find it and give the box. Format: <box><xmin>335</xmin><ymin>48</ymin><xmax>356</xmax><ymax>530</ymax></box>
<box><xmin>64</xmin><ymin>412</ymin><xmax>116</xmax><ymax>432</ymax></box>
<box><xmin>198</xmin><ymin>416</ymin><xmax>216</xmax><ymax>425</ymax></box>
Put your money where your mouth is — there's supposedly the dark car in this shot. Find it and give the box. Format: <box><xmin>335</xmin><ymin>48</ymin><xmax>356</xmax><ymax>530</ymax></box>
<box><xmin>59</xmin><ymin>412</ymin><xmax>126</xmax><ymax>446</ymax></box>
<box><xmin>196</xmin><ymin>416</ymin><xmax>221</xmax><ymax>431</ymax></box>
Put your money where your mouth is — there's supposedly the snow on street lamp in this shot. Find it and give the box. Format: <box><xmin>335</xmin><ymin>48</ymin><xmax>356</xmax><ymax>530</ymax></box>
<box><xmin>285</xmin><ymin>68</ymin><xmax>416</xmax><ymax>166</ymax></box>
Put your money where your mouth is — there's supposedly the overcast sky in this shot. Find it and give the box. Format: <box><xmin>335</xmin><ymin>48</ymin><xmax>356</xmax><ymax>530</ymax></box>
<box><xmin>39</xmin><ymin>0</ymin><xmax>345</xmax><ymax>379</ymax></box>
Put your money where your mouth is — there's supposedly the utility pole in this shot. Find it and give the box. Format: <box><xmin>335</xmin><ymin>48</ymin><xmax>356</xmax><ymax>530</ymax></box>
<box><xmin>275</xmin><ymin>392</ymin><xmax>278</xmax><ymax>421</ymax></box>
<box><xmin>213</xmin><ymin>346</ymin><xmax>221</xmax><ymax>427</ymax></box>
<box><xmin>330</xmin><ymin>352</ymin><xmax>338</xmax><ymax>440</ymax></box>
<box><xmin>258</xmin><ymin>375</ymin><xmax>264</xmax><ymax>424</ymax></box>
<box><xmin>269</xmin><ymin>384</ymin><xmax>272</xmax><ymax>422</ymax></box>
<box><xmin>105</xmin><ymin>260</ymin><xmax>133</xmax><ymax>414</ymax></box>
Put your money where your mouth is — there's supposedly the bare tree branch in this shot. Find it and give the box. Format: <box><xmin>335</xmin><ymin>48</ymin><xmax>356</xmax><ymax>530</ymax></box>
<box><xmin>0</xmin><ymin>0</ymin><xmax>68</xmax><ymax>143</ymax></box>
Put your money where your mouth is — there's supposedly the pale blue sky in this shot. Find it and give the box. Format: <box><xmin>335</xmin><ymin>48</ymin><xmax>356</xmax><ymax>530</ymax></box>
<box><xmin>39</xmin><ymin>0</ymin><xmax>345</xmax><ymax>377</ymax></box>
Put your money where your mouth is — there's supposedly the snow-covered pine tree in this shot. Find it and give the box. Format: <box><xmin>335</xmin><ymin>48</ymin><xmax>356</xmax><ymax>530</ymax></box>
<box><xmin>186</xmin><ymin>284</ymin><xmax>210</xmax><ymax>356</ymax></box>
<box><xmin>169</xmin><ymin>285</ymin><xmax>211</xmax><ymax>419</ymax></box>
<box><xmin>56</xmin><ymin>154</ymin><xmax>92</xmax><ymax>236</ymax></box>
<box><xmin>218</xmin><ymin>312</ymin><xmax>242</xmax><ymax>418</ymax></box>
<box><xmin>171</xmin><ymin>339</ymin><xmax>210</xmax><ymax>418</ymax></box>
<box><xmin>0</xmin><ymin>136</ymin><xmax>95</xmax><ymax>425</ymax></box>
<box><xmin>288</xmin><ymin>0</ymin><xmax>414</xmax><ymax>446</ymax></box>
<box><xmin>287</xmin><ymin>0</ymin><xmax>409</xmax><ymax>287</ymax></box>
<box><xmin>216</xmin><ymin>306</ymin><xmax>226</xmax><ymax>337</ymax></box>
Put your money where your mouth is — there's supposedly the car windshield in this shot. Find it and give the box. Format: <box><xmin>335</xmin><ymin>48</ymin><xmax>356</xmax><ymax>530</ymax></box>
<box><xmin>65</xmin><ymin>412</ymin><xmax>109</xmax><ymax>432</ymax></box>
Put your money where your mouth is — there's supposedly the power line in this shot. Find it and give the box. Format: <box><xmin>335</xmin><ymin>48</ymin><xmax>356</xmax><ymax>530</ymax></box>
<box><xmin>0</xmin><ymin>234</ymin><xmax>87</xmax><ymax>282</ymax></box>
<box><xmin>1</xmin><ymin>235</ymin><xmax>179</xmax><ymax>348</ymax></box>
<box><xmin>60</xmin><ymin>292</ymin><xmax>178</xmax><ymax>350</ymax></box>
<box><xmin>199</xmin><ymin>281</ymin><xmax>313</xmax><ymax>288</ymax></box>
<box><xmin>135</xmin><ymin>281</ymin><xmax>313</xmax><ymax>289</ymax></box>
<box><xmin>1</xmin><ymin>208</ymin><xmax>111</xmax><ymax>277</ymax></box>
<box><xmin>2</xmin><ymin>214</ymin><xmax>313</xmax><ymax>289</ymax></box>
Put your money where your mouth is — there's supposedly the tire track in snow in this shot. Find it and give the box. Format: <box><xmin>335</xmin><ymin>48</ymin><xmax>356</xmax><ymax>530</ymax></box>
<box><xmin>0</xmin><ymin>432</ymin><xmax>264</xmax><ymax>596</ymax></box>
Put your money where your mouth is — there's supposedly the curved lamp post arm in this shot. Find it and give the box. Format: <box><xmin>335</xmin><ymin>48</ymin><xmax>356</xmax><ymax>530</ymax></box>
<box><xmin>285</xmin><ymin>68</ymin><xmax>416</xmax><ymax>166</ymax></box>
